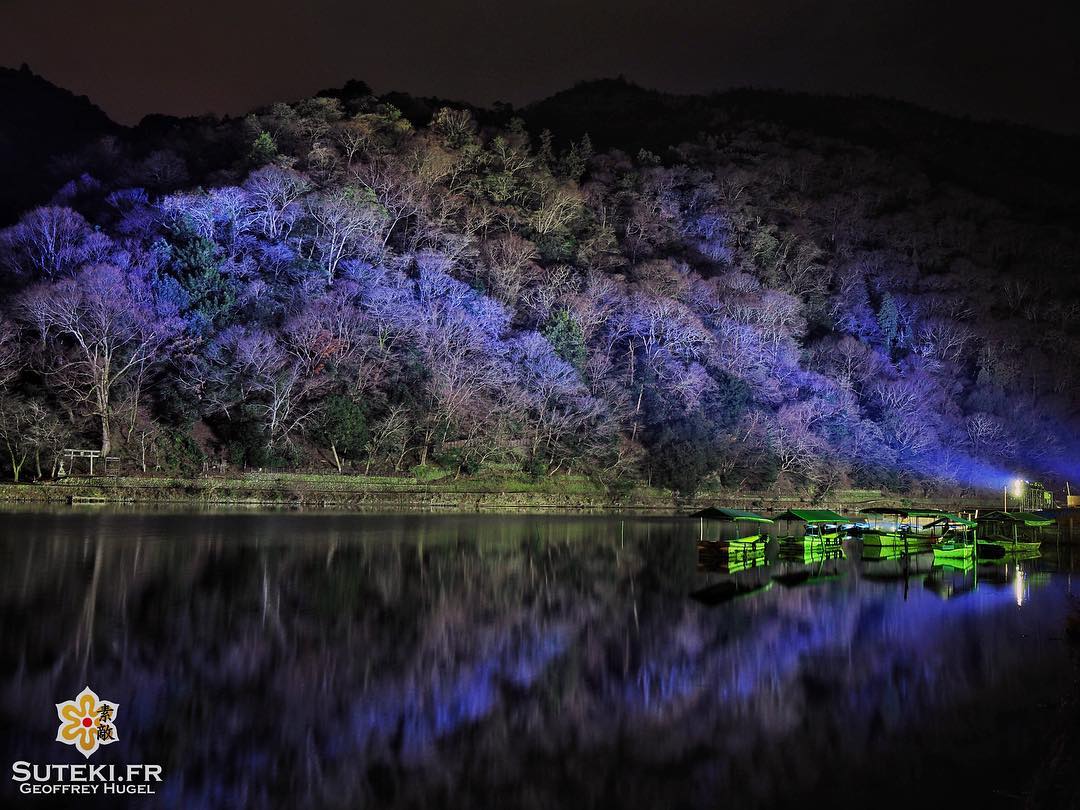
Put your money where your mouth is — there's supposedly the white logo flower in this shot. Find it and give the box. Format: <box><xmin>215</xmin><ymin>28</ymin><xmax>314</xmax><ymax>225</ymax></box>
<box><xmin>55</xmin><ymin>686</ymin><xmax>119</xmax><ymax>759</ymax></box>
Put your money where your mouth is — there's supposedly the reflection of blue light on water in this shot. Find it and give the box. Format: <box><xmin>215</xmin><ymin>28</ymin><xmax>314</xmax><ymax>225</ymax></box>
<box><xmin>616</xmin><ymin>579</ymin><xmax>1030</xmax><ymax>721</ymax></box>
<box><xmin>349</xmin><ymin>574</ymin><xmax>1033</xmax><ymax>763</ymax></box>
<box><xmin>350</xmin><ymin>627</ymin><xmax>570</xmax><ymax>761</ymax></box>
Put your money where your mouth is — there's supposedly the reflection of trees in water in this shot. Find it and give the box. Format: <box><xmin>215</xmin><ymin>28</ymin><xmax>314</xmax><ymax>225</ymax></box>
<box><xmin>0</xmin><ymin>513</ymin><xmax>1070</xmax><ymax>809</ymax></box>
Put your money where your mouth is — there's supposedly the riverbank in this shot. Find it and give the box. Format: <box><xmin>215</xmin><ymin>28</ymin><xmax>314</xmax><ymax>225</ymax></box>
<box><xmin>0</xmin><ymin>471</ymin><xmax>1004</xmax><ymax>514</ymax></box>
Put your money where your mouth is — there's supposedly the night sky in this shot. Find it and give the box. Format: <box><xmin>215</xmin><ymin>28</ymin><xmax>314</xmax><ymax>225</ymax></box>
<box><xmin>2</xmin><ymin>0</ymin><xmax>1078</xmax><ymax>131</ymax></box>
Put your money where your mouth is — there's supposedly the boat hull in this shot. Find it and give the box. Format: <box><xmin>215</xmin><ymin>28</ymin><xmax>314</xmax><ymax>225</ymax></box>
<box><xmin>933</xmin><ymin>543</ymin><xmax>975</xmax><ymax>561</ymax></box>
<box><xmin>861</xmin><ymin>530</ymin><xmax>931</xmax><ymax>547</ymax></box>
<box><xmin>980</xmin><ymin>536</ymin><xmax>1041</xmax><ymax>553</ymax></box>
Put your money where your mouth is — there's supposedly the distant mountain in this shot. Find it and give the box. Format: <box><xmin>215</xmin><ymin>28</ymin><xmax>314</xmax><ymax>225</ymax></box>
<box><xmin>523</xmin><ymin>79</ymin><xmax>1080</xmax><ymax>218</ymax></box>
<box><xmin>0</xmin><ymin>64</ymin><xmax>120</xmax><ymax>224</ymax></box>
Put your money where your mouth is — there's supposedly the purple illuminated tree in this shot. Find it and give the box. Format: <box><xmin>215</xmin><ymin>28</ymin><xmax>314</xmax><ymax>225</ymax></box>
<box><xmin>18</xmin><ymin>265</ymin><xmax>182</xmax><ymax>456</ymax></box>
<box><xmin>1</xmin><ymin>206</ymin><xmax>111</xmax><ymax>279</ymax></box>
<box><xmin>0</xmin><ymin>318</ymin><xmax>22</xmax><ymax>391</ymax></box>
<box><xmin>304</xmin><ymin>187</ymin><xmax>390</xmax><ymax>284</ymax></box>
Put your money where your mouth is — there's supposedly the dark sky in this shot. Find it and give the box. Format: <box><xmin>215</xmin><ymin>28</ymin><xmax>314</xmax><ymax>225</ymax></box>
<box><xmin>2</xmin><ymin>0</ymin><xmax>1078</xmax><ymax>131</ymax></box>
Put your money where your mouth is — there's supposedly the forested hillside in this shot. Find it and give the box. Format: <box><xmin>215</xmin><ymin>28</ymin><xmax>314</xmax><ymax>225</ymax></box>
<box><xmin>1</xmin><ymin>73</ymin><xmax>1077</xmax><ymax>496</ymax></box>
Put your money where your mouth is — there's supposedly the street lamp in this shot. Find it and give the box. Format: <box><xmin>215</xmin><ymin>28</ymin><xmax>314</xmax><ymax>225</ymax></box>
<box><xmin>1005</xmin><ymin>478</ymin><xmax>1024</xmax><ymax>512</ymax></box>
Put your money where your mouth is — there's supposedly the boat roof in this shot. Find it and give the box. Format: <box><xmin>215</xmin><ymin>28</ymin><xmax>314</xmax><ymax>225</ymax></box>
<box><xmin>691</xmin><ymin>507</ymin><xmax>773</xmax><ymax>523</ymax></box>
<box><xmin>978</xmin><ymin>511</ymin><xmax>1055</xmax><ymax>527</ymax></box>
<box><xmin>776</xmin><ymin>509</ymin><xmax>848</xmax><ymax>524</ymax></box>
<box><xmin>859</xmin><ymin>507</ymin><xmax>948</xmax><ymax>518</ymax></box>
<box><xmin>926</xmin><ymin>513</ymin><xmax>977</xmax><ymax>528</ymax></box>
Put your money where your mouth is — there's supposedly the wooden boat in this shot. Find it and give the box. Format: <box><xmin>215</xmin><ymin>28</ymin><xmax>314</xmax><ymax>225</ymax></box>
<box><xmin>976</xmin><ymin>511</ymin><xmax>1053</xmax><ymax>550</ymax></box>
<box><xmin>978</xmin><ymin>534</ymin><xmax>1042</xmax><ymax>553</ymax></box>
<box><xmin>932</xmin><ymin>539</ymin><xmax>975</xmax><ymax>561</ymax></box>
<box><xmin>697</xmin><ymin>540</ymin><xmax>766</xmax><ymax>559</ymax></box>
<box><xmin>693</xmin><ymin>507</ymin><xmax>772</xmax><ymax>551</ymax></box>
<box><xmin>774</xmin><ymin>509</ymin><xmax>849</xmax><ymax>542</ymax></box>
<box><xmin>859</xmin><ymin>508</ymin><xmax>956</xmax><ymax>543</ymax></box>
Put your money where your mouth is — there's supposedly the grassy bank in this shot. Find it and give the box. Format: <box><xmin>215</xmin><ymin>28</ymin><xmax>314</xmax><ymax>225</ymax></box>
<box><xmin>0</xmin><ymin>470</ymin><xmax>1002</xmax><ymax>514</ymax></box>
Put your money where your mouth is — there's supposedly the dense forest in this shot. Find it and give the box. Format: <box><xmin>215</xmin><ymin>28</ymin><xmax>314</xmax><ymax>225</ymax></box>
<box><xmin>1</xmin><ymin>68</ymin><xmax>1078</xmax><ymax>496</ymax></box>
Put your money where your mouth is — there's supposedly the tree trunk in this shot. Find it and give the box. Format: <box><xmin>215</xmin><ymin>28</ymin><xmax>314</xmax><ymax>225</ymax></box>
<box><xmin>9</xmin><ymin>448</ymin><xmax>26</xmax><ymax>482</ymax></box>
<box><xmin>330</xmin><ymin>442</ymin><xmax>343</xmax><ymax>473</ymax></box>
<box><xmin>100</xmin><ymin>411</ymin><xmax>111</xmax><ymax>457</ymax></box>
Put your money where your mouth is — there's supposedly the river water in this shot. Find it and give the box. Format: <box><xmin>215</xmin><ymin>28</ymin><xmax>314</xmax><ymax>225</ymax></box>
<box><xmin>0</xmin><ymin>509</ymin><xmax>1076</xmax><ymax>809</ymax></box>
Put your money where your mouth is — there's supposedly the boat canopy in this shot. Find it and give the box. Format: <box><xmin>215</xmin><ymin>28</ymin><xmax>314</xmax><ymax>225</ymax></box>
<box><xmin>860</xmin><ymin>507</ymin><xmax>948</xmax><ymax>518</ymax></box>
<box><xmin>691</xmin><ymin>507</ymin><xmax>773</xmax><ymax>523</ymax></box>
<box><xmin>977</xmin><ymin>511</ymin><xmax>1055</xmax><ymax>527</ymax></box>
<box><xmin>776</xmin><ymin>509</ymin><xmax>848</xmax><ymax>524</ymax></box>
<box><xmin>926</xmin><ymin>513</ymin><xmax>977</xmax><ymax>528</ymax></box>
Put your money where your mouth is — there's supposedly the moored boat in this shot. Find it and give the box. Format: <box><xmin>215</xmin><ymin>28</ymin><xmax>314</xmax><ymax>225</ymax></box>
<box><xmin>859</xmin><ymin>508</ymin><xmax>956</xmax><ymax>543</ymax></box>
<box><xmin>933</xmin><ymin>540</ymin><xmax>975</xmax><ymax>562</ymax></box>
<box><xmin>775</xmin><ymin>509</ymin><xmax>849</xmax><ymax>542</ymax></box>
<box><xmin>978</xmin><ymin>534</ymin><xmax>1042</xmax><ymax>553</ymax></box>
<box><xmin>693</xmin><ymin>507</ymin><xmax>773</xmax><ymax>551</ymax></box>
<box><xmin>975</xmin><ymin>511</ymin><xmax>1054</xmax><ymax>550</ymax></box>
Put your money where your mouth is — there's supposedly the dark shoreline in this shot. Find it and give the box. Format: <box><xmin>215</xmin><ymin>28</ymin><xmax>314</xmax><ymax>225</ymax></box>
<box><xmin>0</xmin><ymin>474</ymin><xmax>1008</xmax><ymax>515</ymax></box>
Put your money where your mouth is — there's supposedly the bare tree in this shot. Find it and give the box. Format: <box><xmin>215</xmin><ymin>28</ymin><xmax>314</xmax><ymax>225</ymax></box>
<box><xmin>18</xmin><ymin>265</ymin><xmax>179</xmax><ymax>456</ymax></box>
<box><xmin>0</xmin><ymin>318</ymin><xmax>22</xmax><ymax>390</ymax></box>
<box><xmin>0</xmin><ymin>397</ymin><xmax>59</xmax><ymax>481</ymax></box>
<box><xmin>1</xmin><ymin>206</ymin><xmax>110</xmax><ymax>279</ymax></box>
<box><xmin>303</xmin><ymin>187</ymin><xmax>389</xmax><ymax>284</ymax></box>
<box><xmin>243</xmin><ymin>166</ymin><xmax>311</xmax><ymax>240</ymax></box>
<box><xmin>480</xmin><ymin>235</ymin><xmax>539</xmax><ymax>305</ymax></box>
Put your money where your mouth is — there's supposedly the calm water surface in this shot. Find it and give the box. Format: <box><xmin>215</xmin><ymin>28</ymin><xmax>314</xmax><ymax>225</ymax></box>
<box><xmin>0</xmin><ymin>510</ymin><xmax>1076</xmax><ymax>809</ymax></box>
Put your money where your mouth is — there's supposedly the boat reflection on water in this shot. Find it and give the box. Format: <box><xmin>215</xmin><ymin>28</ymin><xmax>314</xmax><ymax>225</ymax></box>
<box><xmin>0</xmin><ymin>509</ymin><xmax>1075</xmax><ymax>810</ymax></box>
<box><xmin>923</xmin><ymin>559</ymin><xmax>977</xmax><ymax>599</ymax></box>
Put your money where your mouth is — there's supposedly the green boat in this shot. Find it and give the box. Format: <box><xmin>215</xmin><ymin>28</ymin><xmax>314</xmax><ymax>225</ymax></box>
<box><xmin>859</xmin><ymin>508</ymin><xmax>957</xmax><ymax>543</ymax></box>
<box><xmin>976</xmin><ymin>511</ymin><xmax>1052</xmax><ymax>552</ymax></box>
<box><xmin>698</xmin><ymin>540</ymin><xmax>766</xmax><ymax>559</ymax></box>
<box><xmin>979</xmin><ymin>534</ymin><xmax>1042</xmax><ymax>553</ymax></box>
<box><xmin>775</xmin><ymin>509</ymin><xmax>849</xmax><ymax>542</ymax></box>
<box><xmin>932</xmin><ymin>540</ymin><xmax>975</xmax><ymax>561</ymax></box>
<box><xmin>860</xmin><ymin>544</ymin><xmax>927</xmax><ymax>561</ymax></box>
<box><xmin>860</xmin><ymin>531</ymin><xmax>935</xmax><ymax>548</ymax></box>
<box><xmin>693</xmin><ymin>507</ymin><xmax>772</xmax><ymax>551</ymax></box>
